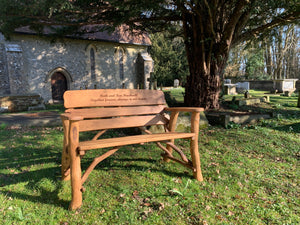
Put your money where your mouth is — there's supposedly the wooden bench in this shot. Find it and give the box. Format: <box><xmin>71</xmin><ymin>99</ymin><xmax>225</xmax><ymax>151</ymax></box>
<box><xmin>60</xmin><ymin>89</ymin><xmax>204</xmax><ymax>210</ymax></box>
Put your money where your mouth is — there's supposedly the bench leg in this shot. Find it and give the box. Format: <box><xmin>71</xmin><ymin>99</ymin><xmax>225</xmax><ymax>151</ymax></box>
<box><xmin>190</xmin><ymin>139</ymin><xmax>203</xmax><ymax>181</ymax></box>
<box><xmin>164</xmin><ymin>111</ymin><xmax>179</xmax><ymax>162</ymax></box>
<box><xmin>69</xmin><ymin>121</ymin><xmax>82</xmax><ymax>210</ymax></box>
<box><xmin>61</xmin><ymin>119</ymin><xmax>70</xmax><ymax>180</ymax></box>
<box><xmin>190</xmin><ymin>112</ymin><xmax>203</xmax><ymax>181</ymax></box>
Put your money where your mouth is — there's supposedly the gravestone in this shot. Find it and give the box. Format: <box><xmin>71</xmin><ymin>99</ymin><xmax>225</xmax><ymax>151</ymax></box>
<box><xmin>236</xmin><ymin>82</ymin><xmax>250</xmax><ymax>93</ymax></box>
<box><xmin>224</xmin><ymin>79</ymin><xmax>231</xmax><ymax>84</ymax></box>
<box><xmin>244</xmin><ymin>91</ymin><xmax>250</xmax><ymax>98</ymax></box>
<box><xmin>174</xmin><ymin>79</ymin><xmax>179</xmax><ymax>88</ymax></box>
<box><xmin>284</xmin><ymin>91</ymin><xmax>292</xmax><ymax>97</ymax></box>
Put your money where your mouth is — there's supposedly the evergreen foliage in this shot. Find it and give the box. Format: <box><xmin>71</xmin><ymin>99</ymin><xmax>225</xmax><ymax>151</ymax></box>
<box><xmin>150</xmin><ymin>32</ymin><xmax>188</xmax><ymax>87</ymax></box>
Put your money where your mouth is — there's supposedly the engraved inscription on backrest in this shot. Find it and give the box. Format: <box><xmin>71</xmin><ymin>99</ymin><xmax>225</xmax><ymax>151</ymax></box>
<box><xmin>63</xmin><ymin>89</ymin><xmax>168</xmax><ymax>131</ymax></box>
<box><xmin>63</xmin><ymin>89</ymin><xmax>166</xmax><ymax>108</ymax></box>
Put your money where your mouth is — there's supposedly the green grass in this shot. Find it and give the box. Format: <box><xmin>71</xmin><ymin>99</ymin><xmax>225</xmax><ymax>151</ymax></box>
<box><xmin>44</xmin><ymin>104</ymin><xmax>65</xmax><ymax>113</ymax></box>
<box><xmin>222</xmin><ymin>90</ymin><xmax>299</xmax><ymax>108</ymax></box>
<box><xmin>163</xmin><ymin>87</ymin><xmax>185</xmax><ymax>106</ymax></box>
<box><xmin>0</xmin><ymin>92</ymin><xmax>300</xmax><ymax>224</ymax></box>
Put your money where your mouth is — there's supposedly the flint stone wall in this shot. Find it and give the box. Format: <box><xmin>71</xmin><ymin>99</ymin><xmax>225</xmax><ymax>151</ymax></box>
<box><xmin>0</xmin><ymin>33</ymin><xmax>150</xmax><ymax>103</ymax></box>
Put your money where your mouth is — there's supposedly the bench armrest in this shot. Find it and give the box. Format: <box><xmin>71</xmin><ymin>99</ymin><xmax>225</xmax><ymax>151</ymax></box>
<box><xmin>61</xmin><ymin>113</ymin><xmax>84</xmax><ymax>121</ymax></box>
<box><xmin>164</xmin><ymin>107</ymin><xmax>204</xmax><ymax>112</ymax></box>
<box><xmin>164</xmin><ymin>107</ymin><xmax>203</xmax><ymax>133</ymax></box>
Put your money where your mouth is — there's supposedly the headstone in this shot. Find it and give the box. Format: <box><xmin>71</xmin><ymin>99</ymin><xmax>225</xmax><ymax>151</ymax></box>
<box><xmin>224</xmin><ymin>79</ymin><xmax>231</xmax><ymax>84</ymax></box>
<box><xmin>244</xmin><ymin>91</ymin><xmax>250</xmax><ymax>98</ymax></box>
<box><xmin>236</xmin><ymin>82</ymin><xmax>250</xmax><ymax>93</ymax></box>
<box><xmin>284</xmin><ymin>91</ymin><xmax>292</xmax><ymax>97</ymax></box>
<box><xmin>174</xmin><ymin>79</ymin><xmax>179</xmax><ymax>88</ymax></box>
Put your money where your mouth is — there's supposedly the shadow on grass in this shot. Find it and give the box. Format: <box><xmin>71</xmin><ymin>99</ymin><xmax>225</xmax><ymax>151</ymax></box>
<box><xmin>1</xmin><ymin>166</ymin><xmax>69</xmax><ymax>209</ymax></box>
<box><xmin>164</xmin><ymin>91</ymin><xmax>185</xmax><ymax>107</ymax></box>
<box><xmin>80</xmin><ymin>148</ymin><xmax>195</xmax><ymax>182</ymax></box>
<box><xmin>237</xmin><ymin>102</ymin><xmax>298</xmax><ymax>114</ymax></box>
<box><xmin>0</xmin><ymin>131</ymin><xmax>69</xmax><ymax>209</ymax></box>
<box><xmin>1</xmin><ymin>141</ymin><xmax>191</xmax><ymax>210</ymax></box>
<box><xmin>272</xmin><ymin>122</ymin><xmax>300</xmax><ymax>133</ymax></box>
<box><xmin>93</xmin><ymin>156</ymin><xmax>193</xmax><ymax>178</ymax></box>
<box><xmin>1</xmin><ymin>168</ymin><xmax>69</xmax><ymax>209</ymax></box>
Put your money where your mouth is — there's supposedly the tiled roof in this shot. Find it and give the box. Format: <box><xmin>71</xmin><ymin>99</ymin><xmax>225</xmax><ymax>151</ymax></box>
<box><xmin>14</xmin><ymin>25</ymin><xmax>151</xmax><ymax>46</ymax></box>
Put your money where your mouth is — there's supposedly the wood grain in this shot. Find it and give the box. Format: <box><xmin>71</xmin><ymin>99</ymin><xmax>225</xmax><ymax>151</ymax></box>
<box><xmin>64</xmin><ymin>89</ymin><xmax>166</xmax><ymax>108</ymax></box>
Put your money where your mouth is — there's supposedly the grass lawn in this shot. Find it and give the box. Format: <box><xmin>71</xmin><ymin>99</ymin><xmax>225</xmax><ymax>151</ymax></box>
<box><xmin>0</xmin><ymin>91</ymin><xmax>299</xmax><ymax>224</ymax></box>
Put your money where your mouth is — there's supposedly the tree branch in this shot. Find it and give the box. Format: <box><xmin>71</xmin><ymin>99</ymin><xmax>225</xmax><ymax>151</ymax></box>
<box><xmin>223</xmin><ymin>0</ymin><xmax>250</xmax><ymax>43</ymax></box>
<box><xmin>234</xmin><ymin>11</ymin><xmax>300</xmax><ymax>45</ymax></box>
<box><xmin>231</xmin><ymin>0</ymin><xmax>256</xmax><ymax>45</ymax></box>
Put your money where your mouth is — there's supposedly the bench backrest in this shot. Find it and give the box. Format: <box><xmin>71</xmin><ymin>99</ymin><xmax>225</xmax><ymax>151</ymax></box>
<box><xmin>63</xmin><ymin>89</ymin><xmax>168</xmax><ymax>132</ymax></box>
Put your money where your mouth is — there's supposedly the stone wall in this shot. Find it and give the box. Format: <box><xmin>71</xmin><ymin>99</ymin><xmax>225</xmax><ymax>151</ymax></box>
<box><xmin>248</xmin><ymin>80</ymin><xmax>274</xmax><ymax>91</ymax></box>
<box><xmin>0</xmin><ymin>94</ymin><xmax>43</xmax><ymax>112</ymax></box>
<box><xmin>9</xmin><ymin>34</ymin><xmax>149</xmax><ymax>102</ymax></box>
<box><xmin>1</xmin><ymin>33</ymin><xmax>150</xmax><ymax>103</ymax></box>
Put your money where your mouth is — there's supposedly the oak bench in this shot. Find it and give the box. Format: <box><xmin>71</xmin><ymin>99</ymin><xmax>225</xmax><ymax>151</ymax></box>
<box><xmin>60</xmin><ymin>89</ymin><xmax>204</xmax><ymax>210</ymax></box>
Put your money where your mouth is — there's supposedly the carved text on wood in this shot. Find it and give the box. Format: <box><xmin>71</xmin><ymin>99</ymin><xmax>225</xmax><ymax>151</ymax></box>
<box><xmin>91</xmin><ymin>93</ymin><xmax>147</xmax><ymax>102</ymax></box>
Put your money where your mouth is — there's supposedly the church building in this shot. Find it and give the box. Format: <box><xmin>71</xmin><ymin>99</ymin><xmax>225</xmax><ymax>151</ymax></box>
<box><xmin>0</xmin><ymin>26</ymin><xmax>153</xmax><ymax>103</ymax></box>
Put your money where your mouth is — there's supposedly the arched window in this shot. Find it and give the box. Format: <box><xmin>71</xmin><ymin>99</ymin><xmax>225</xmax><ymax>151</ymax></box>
<box><xmin>90</xmin><ymin>48</ymin><xmax>96</xmax><ymax>81</ymax></box>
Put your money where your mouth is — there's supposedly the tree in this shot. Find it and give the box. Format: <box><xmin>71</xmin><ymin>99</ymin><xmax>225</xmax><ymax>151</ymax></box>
<box><xmin>150</xmin><ymin>32</ymin><xmax>189</xmax><ymax>87</ymax></box>
<box><xmin>1</xmin><ymin>0</ymin><xmax>299</xmax><ymax>109</ymax></box>
<box><xmin>272</xmin><ymin>25</ymin><xmax>299</xmax><ymax>79</ymax></box>
<box><xmin>224</xmin><ymin>25</ymin><xmax>299</xmax><ymax>81</ymax></box>
<box><xmin>244</xmin><ymin>43</ymin><xmax>265</xmax><ymax>80</ymax></box>
<box><xmin>224</xmin><ymin>41</ymin><xmax>269</xmax><ymax>81</ymax></box>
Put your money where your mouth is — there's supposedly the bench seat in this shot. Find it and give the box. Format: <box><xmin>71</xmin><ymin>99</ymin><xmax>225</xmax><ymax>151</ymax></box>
<box><xmin>78</xmin><ymin>132</ymin><xmax>195</xmax><ymax>151</ymax></box>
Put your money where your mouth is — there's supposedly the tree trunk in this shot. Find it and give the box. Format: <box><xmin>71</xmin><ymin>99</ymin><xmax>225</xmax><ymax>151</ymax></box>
<box><xmin>183</xmin><ymin>34</ymin><xmax>229</xmax><ymax>109</ymax></box>
<box><xmin>265</xmin><ymin>40</ymin><xmax>273</xmax><ymax>78</ymax></box>
<box><xmin>180</xmin><ymin>2</ymin><xmax>249</xmax><ymax>109</ymax></box>
<box><xmin>184</xmin><ymin>57</ymin><xmax>227</xmax><ymax>109</ymax></box>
